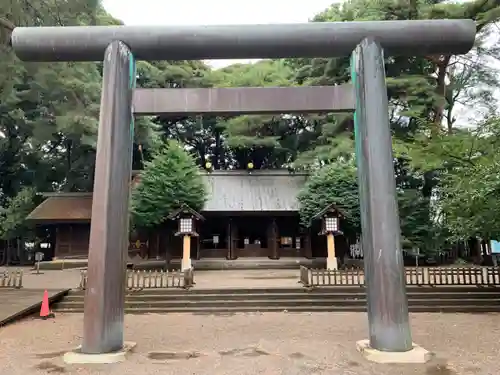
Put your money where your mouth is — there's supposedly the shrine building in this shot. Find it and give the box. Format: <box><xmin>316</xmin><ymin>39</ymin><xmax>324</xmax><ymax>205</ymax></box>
<box><xmin>26</xmin><ymin>170</ymin><xmax>353</xmax><ymax>263</ymax></box>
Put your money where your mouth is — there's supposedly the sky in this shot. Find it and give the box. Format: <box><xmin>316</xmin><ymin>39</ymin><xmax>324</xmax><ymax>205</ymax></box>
<box><xmin>102</xmin><ymin>0</ymin><xmax>336</xmax><ymax>68</ymax></box>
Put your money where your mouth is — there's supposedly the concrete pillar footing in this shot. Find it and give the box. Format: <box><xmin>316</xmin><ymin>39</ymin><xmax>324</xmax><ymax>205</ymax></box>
<box><xmin>63</xmin><ymin>341</ymin><xmax>136</xmax><ymax>364</ymax></box>
<box><xmin>356</xmin><ymin>340</ymin><xmax>433</xmax><ymax>364</ymax></box>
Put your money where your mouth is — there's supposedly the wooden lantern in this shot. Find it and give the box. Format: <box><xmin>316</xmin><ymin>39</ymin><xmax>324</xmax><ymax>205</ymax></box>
<box><xmin>312</xmin><ymin>203</ymin><xmax>344</xmax><ymax>236</ymax></box>
<box><xmin>167</xmin><ymin>204</ymin><xmax>205</xmax><ymax>236</ymax></box>
<box><xmin>312</xmin><ymin>203</ymin><xmax>344</xmax><ymax>270</ymax></box>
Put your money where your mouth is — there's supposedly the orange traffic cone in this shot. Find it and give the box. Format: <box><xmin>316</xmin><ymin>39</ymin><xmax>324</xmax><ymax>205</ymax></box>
<box><xmin>40</xmin><ymin>290</ymin><xmax>55</xmax><ymax>320</ymax></box>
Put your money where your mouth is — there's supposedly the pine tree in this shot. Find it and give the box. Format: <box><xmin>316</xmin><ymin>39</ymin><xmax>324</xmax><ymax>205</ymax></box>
<box><xmin>131</xmin><ymin>140</ymin><xmax>207</xmax><ymax>228</ymax></box>
<box><xmin>297</xmin><ymin>161</ymin><xmax>360</xmax><ymax>238</ymax></box>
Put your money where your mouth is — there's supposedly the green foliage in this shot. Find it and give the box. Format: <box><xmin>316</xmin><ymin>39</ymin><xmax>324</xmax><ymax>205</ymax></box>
<box><xmin>298</xmin><ymin>159</ymin><xmax>450</xmax><ymax>255</ymax></box>
<box><xmin>293</xmin><ymin>132</ymin><xmax>355</xmax><ymax>168</ymax></box>
<box><xmin>0</xmin><ymin>0</ymin><xmax>499</xmax><ymax>251</ymax></box>
<box><xmin>439</xmin><ymin>116</ymin><xmax>500</xmax><ymax>240</ymax></box>
<box><xmin>131</xmin><ymin>141</ymin><xmax>207</xmax><ymax>228</ymax></box>
<box><xmin>209</xmin><ymin>60</ymin><xmax>293</xmax><ymax>88</ymax></box>
<box><xmin>298</xmin><ymin>162</ymin><xmax>360</xmax><ymax>237</ymax></box>
<box><xmin>290</xmin><ymin>0</ymin><xmax>500</xmax><ymax>252</ymax></box>
<box><xmin>440</xmin><ymin>161</ymin><xmax>500</xmax><ymax>240</ymax></box>
<box><xmin>398</xmin><ymin>189</ymin><xmax>448</xmax><ymax>254</ymax></box>
<box><xmin>289</xmin><ymin>0</ymin><xmax>500</xmax><ymax>169</ymax></box>
<box><xmin>0</xmin><ymin>187</ymin><xmax>37</xmax><ymax>240</ymax></box>
<box><xmin>0</xmin><ymin>0</ymin><xmax>164</xmax><ymax>194</ymax></box>
<box><xmin>207</xmin><ymin>60</ymin><xmax>303</xmax><ymax>169</ymax></box>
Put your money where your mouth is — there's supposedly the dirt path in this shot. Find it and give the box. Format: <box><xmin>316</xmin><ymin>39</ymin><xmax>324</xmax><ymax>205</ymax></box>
<box><xmin>0</xmin><ymin>312</ymin><xmax>497</xmax><ymax>375</ymax></box>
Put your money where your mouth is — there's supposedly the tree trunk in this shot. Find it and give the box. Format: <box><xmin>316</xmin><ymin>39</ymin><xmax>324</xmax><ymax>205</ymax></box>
<box><xmin>214</xmin><ymin>129</ymin><xmax>221</xmax><ymax>170</ymax></box>
<box><xmin>65</xmin><ymin>140</ymin><xmax>73</xmax><ymax>191</ymax></box>
<box><xmin>433</xmin><ymin>57</ymin><xmax>451</xmax><ymax>131</ymax></box>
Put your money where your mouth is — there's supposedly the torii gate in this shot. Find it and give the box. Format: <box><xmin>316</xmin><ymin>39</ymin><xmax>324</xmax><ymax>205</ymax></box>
<box><xmin>10</xmin><ymin>20</ymin><xmax>475</xmax><ymax>358</ymax></box>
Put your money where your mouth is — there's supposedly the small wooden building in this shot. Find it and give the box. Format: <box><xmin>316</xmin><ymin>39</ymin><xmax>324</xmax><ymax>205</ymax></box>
<box><xmin>27</xmin><ymin>170</ymin><xmax>350</xmax><ymax>262</ymax></box>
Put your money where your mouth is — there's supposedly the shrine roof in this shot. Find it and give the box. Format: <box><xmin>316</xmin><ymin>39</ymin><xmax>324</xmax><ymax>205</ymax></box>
<box><xmin>27</xmin><ymin>169</ymin><xmax>309</xmax><ymax>222</ymax></box>
<box><xmin>26</xmin><ymin>193</ymin><xmax>93</xmax><ymax>223</ymax></box>
<box><xmin>203</xmin><ymin>170</ymin><xmax>308</xmax><ymax>212</ymax></box>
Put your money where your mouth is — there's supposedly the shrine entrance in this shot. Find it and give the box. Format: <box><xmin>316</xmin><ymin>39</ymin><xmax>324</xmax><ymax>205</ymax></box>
<box><xmin>10</xmin><ymin>19</ymin><xmax>475</xmax><ymax>355</ymax></box>
<box><xmin>235</xmin><ymin>216</ymin><xmax>269</xmax><ymax>258</ymax></box>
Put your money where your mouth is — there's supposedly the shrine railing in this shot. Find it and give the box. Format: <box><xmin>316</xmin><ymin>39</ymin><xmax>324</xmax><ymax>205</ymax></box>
<box><xmin>0</xmin><ymin>269</ymin><xmax>23</xmax><ymax>288</ymax></box>
<box><xmin>299</xmin><ymin>266</ymin><xmax>500</xmax><ymax>287</ymax></box>
<box><xmin>79</xmin><ymin>268</ymin><xmax>194</xmax><ymax>290</ymax></box>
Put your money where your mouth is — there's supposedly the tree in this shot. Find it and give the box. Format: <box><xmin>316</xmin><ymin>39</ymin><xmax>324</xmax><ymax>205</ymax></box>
<box><xmin>0</xmin><ymin>187</ymin><xmax>37</xmax><ymax>241</ymax></box>
<box><xmin>0</xmin><ymin>0</ymin><xmax>159</xmax><ymax>194</ymax></box>
<box><xmin>298</xmin><ymin>159</ymin><xmax>448</xmax><ymax>254</ymax></box>
<box><xmin>298</xmin><ymin>161</ymin><xmax>360</xmax><ymax>239</ymax></box>
<box><xmin>0</xmin><ymin>0</ymin><xmax>498</xmax><ymax>254</ymax></box>
<box><xmin>0</xmin><ymin>187</ymin><xmax>38</xmax><ymax>264</ymax></box>
<box><xmin>131</xmin><ymin>140</ymin><xmax>207</xmax><ymax>228</ymax></box>
<box><xmin>208</xmin><ymin>60</ymin><xmax>307</xmax><ymax>169</ymax></box>
<box><xmin>440</xmin><ymin>115</ymin><xmax>500</xmax><ymax>241</ymax></box>
<box><xmin>290</xmin><ymin>0</ymin><xmax>499</xmax><ymax>256</ymax></box>
<box><xmin>138</xmin><ymin>60</ymin><xmax>221</xmax><ymax>168</ymax></box>
<box><xmin>398</xmin><ymin>189</ymin><xmax>449</xmax><ymax>254</ymax></box>
<box><xmin>1</xmin><ymin>0</ymin><xmax>108</xmax><ymax>194</ymax></box>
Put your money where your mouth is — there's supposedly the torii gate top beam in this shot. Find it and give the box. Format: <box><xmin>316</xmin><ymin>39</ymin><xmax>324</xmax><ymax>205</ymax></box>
<box><xmin>11</xmin><ymin>19</ymin><xmax>476</xmax><ymax>62</ymax></box>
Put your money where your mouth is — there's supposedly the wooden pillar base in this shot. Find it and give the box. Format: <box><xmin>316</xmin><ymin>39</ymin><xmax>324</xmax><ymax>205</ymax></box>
<box><xmin>182</xmin><ymin>235</ymin><xmax>191</xmax><ymax>271</ymax></box>
<box><xmin>326</xmin><ymin>233</ymin><xmax>337</xmax><ymax>270</ymax></box>
<box><xmin>181</xmin><ymin>258</ymin><xmax>192</xmax><ymax>271</ymax></box>
<box><xmin>327</xmin><ymin>257</ymin><xmax>338</xmax><ymax>270</ymax></box>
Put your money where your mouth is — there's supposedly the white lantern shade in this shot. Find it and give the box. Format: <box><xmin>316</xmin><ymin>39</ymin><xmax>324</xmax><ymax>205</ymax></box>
<box><xmin>324</xmin><ymin>216</ymin><xmax>338</xmax><ymax>232</ymax></box>
<box><xmin>179</xmin><ymin>217</ymin><xmax>193</xmax><ymax>233</ymax></box>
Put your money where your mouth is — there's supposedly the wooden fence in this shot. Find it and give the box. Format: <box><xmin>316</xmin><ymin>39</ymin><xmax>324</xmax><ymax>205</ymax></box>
<box><xmin>299</xmin><ymin>266</ymin><xmax>500</xmax><ymax>287</ymax></box>
<box><xmin>0</xmin><ymin>269</ymin><xmax>23</xmax><ymax>288</ymax></box>
<box><xmin>79</xmin><ymin>268</ymin><xmax>194</xmax><ymax>290</ymax></box>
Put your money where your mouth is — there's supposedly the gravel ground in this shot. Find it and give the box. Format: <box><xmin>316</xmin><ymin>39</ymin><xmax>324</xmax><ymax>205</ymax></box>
<box><xmin>193</xmin><ymin>269</ymin><xmax>301</xmax><ymax>289</ymax></box>
<box><xmin>0</xmin><ymin>312</ymin><xmax>498</xmax><ymax>375</ymax></box>
<box><xmin>2</xmin><ymin>267</ymin><xmax>304</xmax><ymax>290</ymax></box>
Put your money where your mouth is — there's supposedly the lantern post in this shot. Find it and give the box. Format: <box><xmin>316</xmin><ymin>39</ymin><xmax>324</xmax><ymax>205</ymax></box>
<box><xmin>167</xmin><ymin>205</ymin><xmax>205</xmax><ymax>271</ymax></box>
<box><xmin>312</xmin><ymin>204</ymin><xmax>344</xmax><ymax>270</ymax></box>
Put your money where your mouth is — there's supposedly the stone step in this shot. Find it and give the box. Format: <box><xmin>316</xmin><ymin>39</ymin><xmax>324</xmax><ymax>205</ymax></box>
<box><xmin>39</xmin><ymin>257</ymin><xmax>327</xmax><ymax>271</ymax></box>
<box><xmin>62</xmin><ymin>291</ymin><xmax>500</xmax><ymax>303</ymax></box>
<box><xmin>55</xmin><ymin>297</ymin><xmax>500</xmax><ymax>310</ymax></box>
<box><xmin>58</xmin><ymin>285</ymin><xmax>500</xmax><ymax>314</ymax></box>
<box><xmin>66</xmin><ymin>285</ymin><xmax>500</xmax><ymax>296</ymax></box>
<box><xmin>53</xmin><ymin>304</ymin><xmax>500</xmax><ymax>314</ymax></box>
<box><xmin>64</xmin><ymin>292</ymin><xmax>367</xmax><ymax>301</ymax></box>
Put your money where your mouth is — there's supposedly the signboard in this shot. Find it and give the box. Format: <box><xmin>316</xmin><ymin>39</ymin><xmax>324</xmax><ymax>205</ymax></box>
<box><xmin>34</xmin><ymin>252</ymin><xmax>44</xmax><ymax>274</ymax></box>
<box><xmin>491</xmin><ymin>240</ymin><xmax>500</xmax><ymax>254</ymax></box>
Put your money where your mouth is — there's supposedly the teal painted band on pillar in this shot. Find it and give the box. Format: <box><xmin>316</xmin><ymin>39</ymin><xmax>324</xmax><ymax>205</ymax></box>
<box><xmin>129</xmin><ymin>54</ymin><xmax>136</xmax><ymax>139</ymax></box>
<box><xmin>350</xmin><ymin>53</ymin><xmax>360</xmax><ymax>164</ymax></box>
